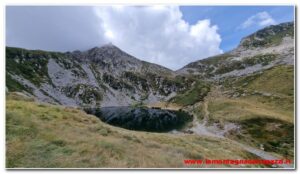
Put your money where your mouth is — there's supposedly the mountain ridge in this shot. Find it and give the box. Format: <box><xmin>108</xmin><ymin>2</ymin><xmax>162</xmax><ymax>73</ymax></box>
<box><xmin>6</xmin><ymin>21</ymin><xmax>294</xmax><ymax>108</ymax></box>
<box><xmin>6</xmin><ymin>45</ymin><xmax>192</xmax><ymax>107</ymax></box>
<box><xmin>178</xmin><ymin>21</ymin><xmax>294</xmax><ymax>78</ymax></box>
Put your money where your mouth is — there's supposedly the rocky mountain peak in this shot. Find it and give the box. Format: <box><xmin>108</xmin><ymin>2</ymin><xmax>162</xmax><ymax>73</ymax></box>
<box><xmin>89</xmin><ymin>43</ymin><xmax>121</xmax><ymax>53</ymax></box>
<box><xmin>239</xmin><ymin>21</ymin><xmax>294</xmax><ymax>49</ymax></box>
<box><xmin>69</xmin><ymin>44</ymin><xmax>174</xmax><ymax>76</ymax></box>
<box><xmin>88</xmin><ymin>44</ymin><xmax>130</xmax><ymax>59</ymax></box>
<box><xmin>100</xmin><ymin>42</ymin><xmax>118</xmax><ymax>48</ymax></box>
<box><xmin>69</xmin><ymin>43</ymin><xmax>140</xmax><ymax>66</ymax></box>
<box><xmin>177</xmin><ymin>21</ymin><xmax>294</xmax><ymax>78</ymax></box>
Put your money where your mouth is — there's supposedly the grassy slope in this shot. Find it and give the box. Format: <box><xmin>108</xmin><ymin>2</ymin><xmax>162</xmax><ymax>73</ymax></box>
<box><xmin>170</xmin><ymin>81</ymin><xmax>210</xmax><ymax>106</ymax></box>
<box><xmin>6</xmin><ymin>93</ymin><xmax>262</xmax><ymax>168</ymax></box>
<box><xmin>215</xmin><ymin>65</ymin><xmax>294</xmax><ymax>123</ymax></box>
<box><xmin>200</xmin><ymin>65</ymin><xmax>294</xmax><ymax>158</ymax></box>
<box><xmin>6</xmin><ymin>74</ymin><xmax>32</xmax><ymax>94</ymax></box>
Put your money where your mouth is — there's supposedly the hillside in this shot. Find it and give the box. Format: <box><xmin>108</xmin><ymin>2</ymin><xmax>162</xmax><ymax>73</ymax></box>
<box><xmin>173</xmin><ymin>22</ymin><xmax>295</xmax><ymax>161</ymax></box>
<box><xmin>7</xmin><ymin>93</ymin><xmax>263</xmax><ymax>168</ymax></box>
<box><xmin>186</xmin><ymin>65</ymin><xmax>294</xmax><ymax>159</ymax></box>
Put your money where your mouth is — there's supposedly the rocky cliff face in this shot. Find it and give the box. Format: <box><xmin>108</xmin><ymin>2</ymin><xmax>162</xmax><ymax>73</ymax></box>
<box><xmin>177</xmin><ymin>22</ymin><xmax>294</xmax><ymax>78</ymax></box>
<box><xmin>6</xmin><ymin>44</ymin><xmax>192</xmax><ymax>107</ymax></box>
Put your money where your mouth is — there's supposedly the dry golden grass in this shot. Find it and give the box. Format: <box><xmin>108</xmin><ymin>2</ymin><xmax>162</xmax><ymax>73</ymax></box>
<box><xmin>6</xmin><ymin>93</ymin><xmax>262</xmax><ymax>168</ymax></box>
<box><xmin>207</xmin><ymin>97</ymin><xmax>293</xmax><ymax>123</ymax></box>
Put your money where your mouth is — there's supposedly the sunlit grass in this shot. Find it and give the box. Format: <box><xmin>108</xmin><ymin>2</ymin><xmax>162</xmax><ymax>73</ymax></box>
<box><xmin>6</xmin><ymin>93</ymin><xmax>261</xmax><ymax>168</ymax></box>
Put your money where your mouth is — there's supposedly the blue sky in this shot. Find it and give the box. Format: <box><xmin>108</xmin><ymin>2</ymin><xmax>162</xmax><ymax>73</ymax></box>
<box><xmin>6</xmin><ymin>6</ymin><xmax>295</xmax><ymax>70</ymax></box>
<box><xmin>180</xmin><ymin>6</ymin><xmax>295</xmax><ymax>51</ymax></box>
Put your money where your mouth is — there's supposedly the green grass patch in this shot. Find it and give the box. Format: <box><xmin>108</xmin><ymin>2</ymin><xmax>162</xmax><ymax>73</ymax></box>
<box><xmin>230</xmin><ymin>117</ymin><xmax>294</xmax><ymax>159</ymax></box>
<box><xmin>171</xmin><ymin>81</ymin><xmax>210</xmax><ymax>106</ymax></box>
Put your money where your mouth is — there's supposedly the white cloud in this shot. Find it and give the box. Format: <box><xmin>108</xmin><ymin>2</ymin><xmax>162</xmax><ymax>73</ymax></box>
<box><xmin>241</xmin><ymin>11</ymin><xmax>276</xmax><ymax>29</ymax></box>
<box><xmin>94</xmin><ymin>6</ymin><xmax>222</xmax><ymax>70</ymax></box>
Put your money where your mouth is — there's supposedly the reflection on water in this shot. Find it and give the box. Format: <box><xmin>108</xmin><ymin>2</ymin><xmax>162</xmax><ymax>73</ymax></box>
<box><xmin>85</xmin><ymin>107</ymin><xmax>193</xmax><ymax>132</ymax></box>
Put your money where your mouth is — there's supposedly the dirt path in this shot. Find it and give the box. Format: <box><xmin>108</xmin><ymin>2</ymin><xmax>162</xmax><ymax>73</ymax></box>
<box><xmin>203</xmin><ymin>102</ymin><xmax>209</xmax><ymax>121</ymax></box>
<box><xmin>232</xmin><ymin>140</ymin><xmax>293</xmax><ymax>168</ymax></box>
<box><xmin>188</xmin><ymin>101</ymin><xmax>223</xmax><ymax>138</ymax></box>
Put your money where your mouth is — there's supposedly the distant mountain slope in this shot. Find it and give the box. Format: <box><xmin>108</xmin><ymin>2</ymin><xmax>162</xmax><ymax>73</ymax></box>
<box><xmin>71</xmin><ymin>44</ymin><xmax>173</xmax><ymax>76</ymax></box>
<box><xmin>6</xmin><ymin>45</ymin><xmax>193</xmax><ymax>107</ymax></box>
<box><xmin>178</xmin><ymin>22</ymin><xmax>294</xmax><ymax>78</ymax></box>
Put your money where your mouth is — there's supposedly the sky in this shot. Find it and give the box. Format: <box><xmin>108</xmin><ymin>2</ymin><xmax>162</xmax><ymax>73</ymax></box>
<box><xmin>6</xmin><ymin>6</ymin><xmax>294</xmax><ymax>70</ymax></box>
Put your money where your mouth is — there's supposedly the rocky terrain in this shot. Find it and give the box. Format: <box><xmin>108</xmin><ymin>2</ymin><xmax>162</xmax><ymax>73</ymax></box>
<box><xmin>6</xmin><ymin>44</ymin><xmax>194</xmax><ymax>107</ymax></box>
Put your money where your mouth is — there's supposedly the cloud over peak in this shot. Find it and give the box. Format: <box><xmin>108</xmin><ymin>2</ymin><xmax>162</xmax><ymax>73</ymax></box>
<box><xmin>240</xmin><ymin>11</ymin><xmax>276</xmax><ymax>29</ymax></box>
<box><xmin>6</xmin><ymin>6</ymin><xmax>223</xmax><ymax>70</ymax></box>
<box><xmin>94</xmin><ymin>6</ymin><xmax>223</xmax><ymax>70</ymax></box>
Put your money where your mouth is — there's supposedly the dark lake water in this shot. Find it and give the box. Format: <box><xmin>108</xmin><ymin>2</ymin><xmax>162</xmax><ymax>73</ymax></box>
<box><xmin>84</xmin><ymin>107</ymin><xmax>193</xmax><ymax>132</ymax></box>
